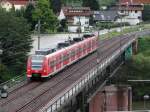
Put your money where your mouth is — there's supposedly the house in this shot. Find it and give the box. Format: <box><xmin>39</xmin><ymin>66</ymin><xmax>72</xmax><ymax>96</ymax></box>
<box><xmin>116</xmin><ymin>0</ymin><xmax>150</xmax><ymax>25</ymax></box>
<box><xmin>0</xmin><ymin>0</ymin><xmax>34</xmax><ymax>11</ymax></box>
<box><xmin>116</xmin><ymin>0</ymin><xmax>147</xmax><ymax>25</ymax></box>
<box><xmin>58</xmin><ymin>7</ymin><xmax>92</xmax><ymax>32</ymax></box>
<box><xmin>116</xmin><ymin>3</ymin><xmax>144</xmax><ymax>25</ymax></box>
<box><xmin>93</xmin><ymin>11</ymin><xmax>119</xmax><ymax>22</ymax></box>
<box><xmin>119</xmin><ymin>0</ymin><xmax>150</xmax><ymax>5</ymax></box>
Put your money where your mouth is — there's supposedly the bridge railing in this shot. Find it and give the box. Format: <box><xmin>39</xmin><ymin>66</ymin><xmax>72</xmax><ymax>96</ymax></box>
<box><xmin>0</xmin><ymin>75</ymin><xmax>27</xmax><ymax>93</ymax></box>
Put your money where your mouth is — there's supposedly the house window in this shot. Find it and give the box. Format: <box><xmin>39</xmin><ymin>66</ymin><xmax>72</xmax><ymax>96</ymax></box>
<box><xmin>121</xmin><ymin>10</ymin><xmax>124</xmax><ymax>13</ymax></box>
<box><xmin>85</xmin><ymin>21</ymin><xmax>89</xmax><ymax>25</ymax></box>
<box><xmin>138</xmin><ymin>16</ymin><xmax>141</xmax><ymax>19</ymax></box>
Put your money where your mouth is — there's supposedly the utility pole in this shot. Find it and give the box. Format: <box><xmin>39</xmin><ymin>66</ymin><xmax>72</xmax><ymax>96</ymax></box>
<box><xmin>78</xmin><ymin>16</ymin><xmax>81</xmax><ymax>38</ymax></box>
<box><xmin>37</xmin><ymin>19</ymin><xmax>41</xmax><ymax>50</ymax></box>
<box><xmin>0</xmin><ymin>42</ymin><xmax>3</xmax><ymax>64</ymax></box>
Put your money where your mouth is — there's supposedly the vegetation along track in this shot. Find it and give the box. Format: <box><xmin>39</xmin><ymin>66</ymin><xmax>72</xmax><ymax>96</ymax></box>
<box><xmin>0</xmin><ymin>33</ymin><xmax>135</xmax><ymax>112</ymax></box>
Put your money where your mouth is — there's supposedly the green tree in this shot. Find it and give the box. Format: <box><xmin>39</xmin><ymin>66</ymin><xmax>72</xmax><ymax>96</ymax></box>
<box><xmin>99</xmin><ymin>0</ymin><xmax>117</xmax><ymax>7</ymax></box>
<box><xmin>32</xmin><ymin>0</ymin><xmax>58</xmax><ymax>33</ymax></box>
<box><xmin>112</xmin><ymin>36</ymin><xmax>150</xmax><ymax>100</ymax></box>
<box><xmin>51</xmin><ymin>0</ymin><xmax>61</xmax><ymax>14</ymax></box>
<box><xmin>82</xmin><ymin>0</ymin><xmax>99</xmax><ymax>10</ymax></box>
<box><xmin>142</xmin><ymin>5</ymin><xmax>150</xmax><ymax>21</ymax></box>
<box><xmin>24</xmin><ymin>3</ymin><xmax>36</xmax><ymax>30</ymax></box>
<box><xmin>0</xmin><ymin>8</ymin><xmax>32</xmax><ymax>76</ymax></box>
<box><xmin>57</xmin><ymin>19</ymin><xmax>67</xmax><ymax>32</ymax></box>
<box><xmin>15</xmin><ymin>8</ymin><xmax>25</xmax><ymax>17</ymax></box>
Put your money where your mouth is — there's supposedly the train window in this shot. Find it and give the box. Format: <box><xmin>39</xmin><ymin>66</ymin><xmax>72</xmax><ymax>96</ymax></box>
<box><xmin>61</xmin><ymin>55</ymin><xmax>63</xmax><ymax>62</ymax></box>
<box><xmin>66</xmin><ymin>53</ymin><xmax>69</xmax><ymax>59</ymax></box>
<box><xmin>71</xmin><ymin>50</ymin><xmax>75</xmax><ymax>56</ymax></box>
<box><xmin>31</xmin><ymin>55</ymin><xmax>44</xmax><ymax>70</ymax></box>
<box><xmin>89</xmin><ymin>42</ymin><xmax>92</xmax><ymax>48</ymax></box>
<box><xmin>78</xmin><ymin>48</ymin><xmax>80</xmax><ymax>53</ymax></box>
<box><xmin>58</xmin><ymin>56</ymin><xmax>62</xmax><ymax>63</ymax></box>
<box><xmin>55</xmin><ymin>57</ymin><xmax>59</xmax><ymax>64</ymax></box>
<box><xmin>69</xmin><ymin>51</ymin><xmax>71</xmax><ymax>57</ymax></box>
<box><xmin>79</xmin><ymin>47</ymin><xmax>82</xmax><ymax>52</ymax></box>
<box><xmin>58</xmin><ymin>56</ymin><xmax>62</xmax><ymax>64</ymax></box>
<box><xmin>63</xmin><ymin>53</ymin><xmax>69</xmax><ymax>61</ymax></box>
<box><xmin>50</xmin><ymin>60</ymin><xmax>55</xmax><ymax>67</ymax></box>
<box><xmin>83</xmin><ymin>44</ymin><xmax>86</xmax><ymax>50</ymax></box>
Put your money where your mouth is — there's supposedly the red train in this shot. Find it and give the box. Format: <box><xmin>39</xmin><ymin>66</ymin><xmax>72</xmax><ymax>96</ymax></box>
<box><xmin>27</xmin><ymin>33</ymin><xmax>98</xmax><ymax>79</ymax></box>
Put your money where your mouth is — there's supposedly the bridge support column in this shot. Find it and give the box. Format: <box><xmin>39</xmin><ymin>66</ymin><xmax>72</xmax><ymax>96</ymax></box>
<box><xmin>132</xmin><ymin>39</ymin><xmax>138</xmax><ymax>55</ymax></box>
<box><xmin>57</xmin><ymin>50</ymin><xmax>127</xmax><ymax>112</ymax></box>
<box><xmin>76</xmin><ymin>89</ymin><xmax>88</xmax><ymax>112</ymax></box>
<box><xmin>89</xmin><ymin>85</ymin><xmax>132</xmax><ymax>112</ymax></box>
<box><xmin>125</xmin><ymin>45</ymin><xmax>132</xmax><ymax>60</ymax></box>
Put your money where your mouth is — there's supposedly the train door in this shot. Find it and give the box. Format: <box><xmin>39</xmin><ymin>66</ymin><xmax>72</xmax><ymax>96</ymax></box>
<box><xmin>76</xmin><ymin>46</ymin><xmax>80</xmax><ymax>59</ymax></box>
<box><xmin>56</xmin><ymin>53</ymin><xmax>61</xmax><ymax>71</ymax></box>
<box><xmin>80</xmin><ymin>43</ymin><xmax>84</xmax><ymax>58</ymax></box>
<box><xmin>71</xmin><ymin>48</ymin><xmax>76</xmax><ymax>62</ymax></box>
<box><xmin>63</xmin><ymin>50</ymin><xmax>69</xmax><ymax>66</ymax></box>
<box><xmin>27</xmin><ymin>56</ymin><xmax>32</xmax><ymax>77</ymax></box>
<box><xmin>49</xmin><ymin>56</ymin><xmax>55</xmax><ymax>75</ymax></box>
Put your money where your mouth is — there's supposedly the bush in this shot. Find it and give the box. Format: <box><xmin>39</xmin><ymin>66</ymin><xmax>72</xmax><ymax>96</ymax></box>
<box><xmin>96</xmin><ymin>22</ymin><xmax>130</xmax><ymax>30</ymax></box>
<box><xmin>0</xmin><ymin>64</ymin><xmax>14</xmax><ymax>82</ymax></box>
<box><xmin>111</xmin><ymin>36</ymin><xmax>150</xmax><ymax>100</ymax></box>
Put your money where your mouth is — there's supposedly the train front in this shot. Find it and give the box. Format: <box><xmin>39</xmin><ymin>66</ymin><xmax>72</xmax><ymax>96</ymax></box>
<box><xmin>27</xmin><ymin>55</ymin><xmax>47</xmax><ymax>78</ymax></box>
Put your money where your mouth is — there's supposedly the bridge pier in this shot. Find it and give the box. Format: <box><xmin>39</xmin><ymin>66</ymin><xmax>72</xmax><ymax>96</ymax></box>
<box><xmin>58</xmin><ymin>53</ymin><xmax>126</xmax><ymax>112</ymax></box>
<box><xmin>132</xmin><ymin>39</ymin><xmax>138</xmax><ymax>55</ymax></box>
<box><xmin>89</xmin><ymin>85</ymin><xmax>132</xmax><ymax>112</ymax></box>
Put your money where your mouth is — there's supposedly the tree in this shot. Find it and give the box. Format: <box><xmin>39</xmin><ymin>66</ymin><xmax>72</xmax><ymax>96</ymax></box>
<box><xmin>24</xmin><ymin>3</ymin><xmax>36</xmax><ymax>30</ymax></box>
<box><xmin>15</xmin><ymin>8</ymin><xmax>25</xmax><ymax>17</ymax></box>
<box><xmin>57</xmin><ymin>19</ymin><xmax>67</xmax><ymax>32</ymax></box>
<box><xmin>142</xmin><ymin>5</ymin><xmax>150</xmax><ymax>22</ymax></box>
<box><xmin>99</xmin><ymin>0</ymin><xmax>117</xmax><ymax>7</ymax></box>
<box><xmin>51</xmin><ymin>0</ymin><xmax>61</xmax><ymax>14</ymax></box>
<box><xmin>0</xmin><ymin>8</ymin><xmax>32</xmax><ymax>76</ymax></box>
<box><xmin>82</xmin><ymin>0</ymin><xmax>99</xmax><ymax>10</ymax></box>
<box><xmin>32</xmin><ymin>0</ymin><xmax>58</xmax><ymax>33</ymax></box>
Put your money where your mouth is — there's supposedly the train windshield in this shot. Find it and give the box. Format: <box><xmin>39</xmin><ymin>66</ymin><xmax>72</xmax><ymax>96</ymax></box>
<box><xmin>31</xmin><ymin>55</ymin><xmax>44</xmax><ymax>70</ymax></box>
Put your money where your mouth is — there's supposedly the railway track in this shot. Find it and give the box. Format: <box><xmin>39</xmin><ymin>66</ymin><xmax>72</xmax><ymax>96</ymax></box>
<box><xmin>16</xmin><ymin>38</ymin><xmax>124</xmax><ymax>112</ymax></box>
<box><xmin>0</xmin><ymin>33</ymin><xmax>139</xmax><ymax>112</ymax></box>
<box><xmin>0</xmin><ymin>81</ymin><xmax>42</xmax><ymax>106</ymax></box>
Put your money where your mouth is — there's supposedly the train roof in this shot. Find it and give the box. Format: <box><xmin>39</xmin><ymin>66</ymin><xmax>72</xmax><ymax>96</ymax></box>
<box><xmin>45</xmin><ymin>36</ymin><xmax>96</xmax><ymax>58</ymax></box>
<box><xmin>35</xmin><ymin>47</ymin><xmax>56</xmax><ymax>55</ymax></box>
<box><xmin>45</xmin><ymin>42</ymin><xmax>78</xmax><ymax>58</ymax></box>
<box><xmin>34</xmin><ymin>33</ymin><xmax>97</xmax><ymax>58</ymax></box>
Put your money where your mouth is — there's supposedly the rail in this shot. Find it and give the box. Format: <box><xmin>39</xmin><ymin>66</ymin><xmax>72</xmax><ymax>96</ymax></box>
<box><xmin>39</xmin><ymin>35</ymin><xmax>136</xmax><ymax>112</ymax></box>
<box><xmin>0</xmin><ymin>75</ymin><xmax>27</xmax><ymax>93</ymax></box>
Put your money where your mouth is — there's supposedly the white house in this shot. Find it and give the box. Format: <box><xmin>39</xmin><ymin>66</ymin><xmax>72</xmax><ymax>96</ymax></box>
<box><xmin>115</xmin><ymin>0</ymin><xmax>150</xmax><ymax>25</ymax></box>
<box><xmin>0</xmin><ymin>0</ymin><xmax>34</xmax><ymax>11</ymax></box>
<box><xmin>0</xmin><ymin>0</ymin><xmax>12</xmax><ymax>11</ymax></box>
<box><xmin>58</xmin><ymin>7</ymin><xmax>92</xmax><ymax>32</ymax></box>
<box><xmin>116</xmin><ymin>4</ymin><xmax>143</xmax><ymax>25</ymax></box>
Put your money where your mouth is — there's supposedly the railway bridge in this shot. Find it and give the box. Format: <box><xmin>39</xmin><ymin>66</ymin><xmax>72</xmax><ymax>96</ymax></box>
<box><xmin>0</xmin><ymin>30</ymin><xmax>150</xmax><ymax>112</ymax></box>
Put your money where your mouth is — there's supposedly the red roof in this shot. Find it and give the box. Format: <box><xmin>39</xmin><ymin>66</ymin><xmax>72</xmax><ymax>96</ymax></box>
<box><xmin>119</xmin><ymin>6</ymin><xmax>144</xmax><ymax>10</ymax></box>
<box><xmin>6</xmin><ymin>0</ymin><xmax>31</xmax><ymax>5</ymax></box>
<box><xmin>119</xmin><ymin>0</ymin><xmax>150</xmax><ymax>4</ymax></box>
<box><xmin>62</xmin><ymin>7</ymin><xmax>92</xmax><ymax>17</ymax></box>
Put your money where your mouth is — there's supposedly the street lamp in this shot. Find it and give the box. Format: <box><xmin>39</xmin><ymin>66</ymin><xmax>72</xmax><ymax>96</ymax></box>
<box><xmin>0</xmin><ymin>49</ymin><xmax>3</xmax><ymax>55</ymax></box>
<box><xmin>0</xmin><ymin>42</ymin><xmax>3</xmax><ymax>64</ymax></box>
<box><xmin>35</xmin><ymin>19</ymin><xmax>41</xmax><ymax>50</ymax></box>
<box><xmin>78</xmin><ymin>16</ymin><xmax>81</xmax><ymax>38</ymax></box>
<box><xmin>143</xmin><ymin>94</ymin><xmax>149</xmax><ymax>109</ymax></box>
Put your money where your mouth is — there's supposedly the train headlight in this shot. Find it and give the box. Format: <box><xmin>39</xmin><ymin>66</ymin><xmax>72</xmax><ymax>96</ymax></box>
<box><xmin>44</xmin><ymin>70</ymin><xmax>47</xmax><ymax>73</ymax></box>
